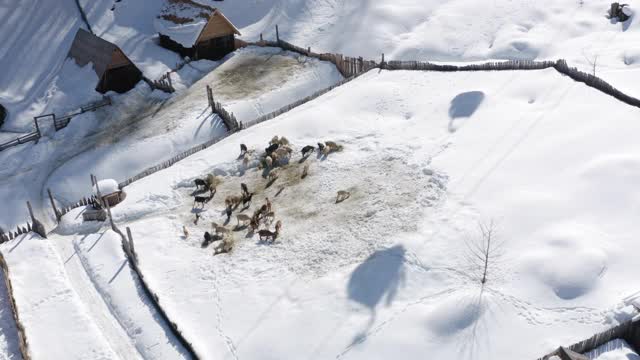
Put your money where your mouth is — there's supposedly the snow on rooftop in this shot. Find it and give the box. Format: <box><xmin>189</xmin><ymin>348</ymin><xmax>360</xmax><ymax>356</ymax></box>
<box><xmin>94</xmin><ymin>179</ymin><xmax>119</xmax><ymax>195</ymax></box>
<box><xmin>154</xmin><ymin>17</ymin><xmax>207</xmax><ymax>48</ymax></box>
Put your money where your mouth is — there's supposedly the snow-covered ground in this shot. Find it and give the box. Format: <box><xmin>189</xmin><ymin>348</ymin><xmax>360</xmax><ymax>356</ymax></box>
<box><xmin>92</xmin><ymin>68</ymin><xmax>640</xmax><ymax>359</ymax></box>
<box><xmin>54</xmin><ymin>214</ymin><xmax>192</xmax><ymax>359</ymax></box>
<box><xmin>0</xmin><ymin>233</ymin><xmax>117</xmax><ymax>359</ymax></box>
<box><xmin>2</xmin><ymin>0</ymin><xmax>640</xmax><ymax>359</ymax></box>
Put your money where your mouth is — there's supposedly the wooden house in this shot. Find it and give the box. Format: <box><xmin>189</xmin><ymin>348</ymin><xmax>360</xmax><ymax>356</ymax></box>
<box><xmin>155</xmin><ymin>4</ymin><xmax>241</xmax><ymax>61</ymax></box>
<box><xmin>67</xmin><ymin>28</ymin><xmax>142</xmax><ymax>93</ymax></box>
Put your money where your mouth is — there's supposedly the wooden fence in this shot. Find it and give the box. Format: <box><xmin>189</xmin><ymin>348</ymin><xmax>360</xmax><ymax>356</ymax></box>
<box><xmin>554</xmin><ymin>59</ymin><xmax>640</xmax><ymax>109</ymax></box>
<box><xmin>0</xmin><ymin>132</ymin><xmax>40</xmax><ymax>152</ymax></box>
<box><xmin>0</xmin><ymin>252</ymin><xmax>31</xmax><ymax>360</ymax></box>
<box><xmin>94</xmin><ymin>172</ymin><xmax>200</xmax><ymax>359</ymax></box>
<box><xmin>54</xmin><ymin>96</ymin><xmax>112</xmax><ymax>131</ymax></box>
<box><xmin>0</xmin><ymin>96</ymin><xmax>111</xmax><ymax>153</ymax></box>
<box><xmin>152</xmin><ymin>72</ymin><xmax>175</xmax><ymax>93</ymax></box>
<box><xmin>118</xmin><ymin>227</ymin><xmax>200</xmax><ymax>359</ymax></box>
<box><xmin>384</xmin><ymin>59</ymin><xmax>556</xmax><ymax>71</ymax></box>
<box><xmin>206</xmin><ymin>85</ymin><xmax>239</xmax><ymax>131</ymax></box>
<box><xmin>539</xmin><ymin>318</ymin><xmax>640</xmax><ymax>359</ymax></box>
<box><xmin>0</xmin><ymin>223</ymin><xmax>35</xmax><ymax>244</ymax></box>
<box><xmin>380</xmin><ymin>58</ymin><xmax>640</xmax><ymax>109</ymax></box>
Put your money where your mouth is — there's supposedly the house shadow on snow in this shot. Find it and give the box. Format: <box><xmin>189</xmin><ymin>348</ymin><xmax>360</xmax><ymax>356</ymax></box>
<box><xmin>347</xmin><ymin>245</ymin><xmax>406</xmax><ymax>346</ymax></box>
<box><xmin>448</xmin><ymin>91</ymin><xmax>485</xmax><ymax>133</ymax></box>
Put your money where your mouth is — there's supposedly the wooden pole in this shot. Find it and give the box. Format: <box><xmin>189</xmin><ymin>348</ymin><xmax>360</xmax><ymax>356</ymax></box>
<box><xmin>33</xmin><ymin>117</ymin><xmax>41</xmax><ymax>137</ymax></box>
<box><xmin>275</xmin><ymin>25</ymin><xmax>279</xmax><ymax>42</ymax></box>
<box><xmin>260</xmin><ymin>33</ymin><xmax>263</xmax><ymax>42</ymax></box>
<box><xmin>47</xmin><ymin>188</ymin><xmax>61</xmax><ymax>221</ymax></box>
<box><xmin>93</xmin><ymin>173</ymin><xmax>115</xmax><ymax>230</ymax></box>
<box><xmin>27</xmin><ymin>201</ymin><xmax>46</xmax><ymax>238</ymax></box>
<box><xmin>126</xmin><ymin>227</ymin><xmax>136</xmax><ymax>263</ymax></box>
<box><xmin>381</xmin><ymin>53</ymin><xmax>385</xmax><ymax>68</ymax></box>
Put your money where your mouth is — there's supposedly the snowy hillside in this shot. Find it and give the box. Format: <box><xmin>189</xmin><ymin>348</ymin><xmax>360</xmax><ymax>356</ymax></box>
<box><xmin>1</xmin><ymin>0</ymin><xmax>640</xmax><ymax>359</ymax></box>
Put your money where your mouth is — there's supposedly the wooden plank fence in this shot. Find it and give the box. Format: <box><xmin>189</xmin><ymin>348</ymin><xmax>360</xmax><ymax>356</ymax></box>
<box><xmin>206</xmin><ymin>85</ymin><xmax>239</xmax><ymax>131</ymax></box>
<box><xmin>152</xmin><ymin>72</ymin><xmax>175</xmax><ymax>93</ymax></box>
<box><xmin>539</xmin><ymin>318</ymin><xmax>640</xmax><ymax>359</ymax></box>
<box><xmin>0</xmin><ymin>252</ymin><xmax>31</xmax><ymax>360</ymax></box>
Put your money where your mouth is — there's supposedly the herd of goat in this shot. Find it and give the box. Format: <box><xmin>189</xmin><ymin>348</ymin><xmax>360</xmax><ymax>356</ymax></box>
<box><xmin>184</xmin><ymin>136</ymin><xmax>348</xmax><ymax>255</ymax></box>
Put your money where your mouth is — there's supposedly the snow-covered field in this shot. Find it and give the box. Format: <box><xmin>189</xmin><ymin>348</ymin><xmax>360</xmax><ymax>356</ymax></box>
<box><xmin>0</xmin><ymin>233</ymin><xmax>117</xmax><ymax>359</ymax></box>
<box><xmin>94</xmin><ymin>68</ymin><xmax>640</xmax><ymax>359</ymax></box>
<box><xmin>2</xmin><ymin>0</ymin><xmax>640</xmax><ymax>359</ymax></box>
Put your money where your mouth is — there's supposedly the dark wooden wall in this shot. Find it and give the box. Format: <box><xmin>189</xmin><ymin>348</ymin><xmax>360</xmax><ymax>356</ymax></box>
<box><xmin>97</xmin><ymin>64</ymin><xmax>142</xmax><ymax>93</ymax></box>
<box><xmin>195</xmin><ymin>34</ymin><xmax>235</xmax><ymax>60</ymax></box>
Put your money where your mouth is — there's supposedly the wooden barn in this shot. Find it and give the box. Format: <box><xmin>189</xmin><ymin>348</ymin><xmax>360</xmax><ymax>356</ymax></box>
<box><xmin>67</xmin><ymin>28</ymin><xmax>142</xmax><ymax>93</ymax></box>
<box><xmin>155</xmin><ymin>4</ymin><xmax>241</xmax><ymax>61</ymax></box>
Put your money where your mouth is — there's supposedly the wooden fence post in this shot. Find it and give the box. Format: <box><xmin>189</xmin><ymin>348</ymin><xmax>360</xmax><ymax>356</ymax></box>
<box><xmin>260</xmin><ymin>33</ymin><xmax>263</xmax><ymax>42</ymax></box>
<box><xmin>33</xmin><ymin>117</ymin><xmax>41</xmax><ymax>138</ymax></box>
<box><xmin>27</xmin><ymin>201</ymin><xmax>46</xmax><ymax>238</ymax></box>
<box><xmin>126</xmin><ymin>227</ymin><xmax>136</xmax><ymax>263</ymax></box>
<box><xmin>381</xmin><ymin>53</ymin><xmax>385</xmax><ymax>69</ymax></box>
<box><xmin>47</xmin><ymin>188</ymin><xmax>61</xmax><ymax>222</ymax></box>
<box><xmin>93</xmin><ymin>174</ymin><xmax>116</xmax><ymax>231</ymax></box>
<box><xmin>275</xmin><ymin>24</ymin><xmax>279</xmax><ymax>42</ymax></box>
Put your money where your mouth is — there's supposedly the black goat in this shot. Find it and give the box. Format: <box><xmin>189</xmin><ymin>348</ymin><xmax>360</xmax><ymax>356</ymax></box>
<box><xmin>194</xmin><ymin>196</ymin><xmax>209</xmax><ymax>207</ymax></box>
<box><xmin>194</xmin><ymin>178</ymin><xmax>207</xmax><ymax>189</ymax></box>
<box><xmin>301</xmin><ymin>145</ymin><xmax>315</xmax><ymax>157</ymax></box>
<box><xmin>265</xmin><ymin>143</ymin><xmax>279</xmax><ymax>155</ymax></box>
<box><xmin>242</xmin><ymin>192</ymin><xmax>254</xmax><ymax>208</ymax></box>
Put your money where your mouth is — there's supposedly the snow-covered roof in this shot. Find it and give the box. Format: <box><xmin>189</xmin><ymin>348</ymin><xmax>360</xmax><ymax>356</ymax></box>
<box><xmin>154</xmin><ymin>7</ymin><xmax>241</xmax><ymax>48</ymax></box>
<box><xmin>154</xmin><ymin>17</ymin><xmax>208</xmax><ymax>48</ymax></box>
<box><xmin>67</xmin><ymin>28</ymin><xmax>124</xmax><ymax>78</ymax></box>
<box><xmin>94</xmin><ymin>179</ymin><xmax>119</xmax><ymax>195</ymax></box>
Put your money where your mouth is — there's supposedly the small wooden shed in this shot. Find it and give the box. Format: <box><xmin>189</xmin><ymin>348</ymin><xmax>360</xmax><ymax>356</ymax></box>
<box><xmin>155</xmin><ymin>5</ymin><xmax>241</xmax><ymax>60</ymax></box>
<box><xmin>93</xmin><ymin>179</ymin><xmax>127</xmax><ymax>208</ymax></box>
<box><xmin>67</xmin><ymin>28</ymin><xmax>142</xmax><ymax>93</ymax></box>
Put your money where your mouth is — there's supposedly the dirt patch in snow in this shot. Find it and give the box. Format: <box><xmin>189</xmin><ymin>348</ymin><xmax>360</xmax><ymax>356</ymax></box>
<box><xmin>210</xmin><ymin>52</ymin><xmax>314</xmax><ymax>100</ymax></box>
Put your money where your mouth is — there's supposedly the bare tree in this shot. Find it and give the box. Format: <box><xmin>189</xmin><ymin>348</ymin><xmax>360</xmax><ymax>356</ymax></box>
<box><xmin>582</xmin><ymin>51</ymin><xmax>599</xmax><ymax>76</ymax></box>
<box><xmin>464</xmin><ymin>220</ymin><xmax>504</xmax><ymax>285</ymax></box>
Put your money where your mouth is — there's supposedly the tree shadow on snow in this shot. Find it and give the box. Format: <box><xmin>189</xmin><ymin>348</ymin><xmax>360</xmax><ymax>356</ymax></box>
<box><xmin>448</xmin><ymin>91</ymin><xmax>485</xmax><ymax>133</ymax></box>
<box><xmin>346</xmin><ymin>245</ymin><xmax>406</xmax><ymax>346</ymax></box>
